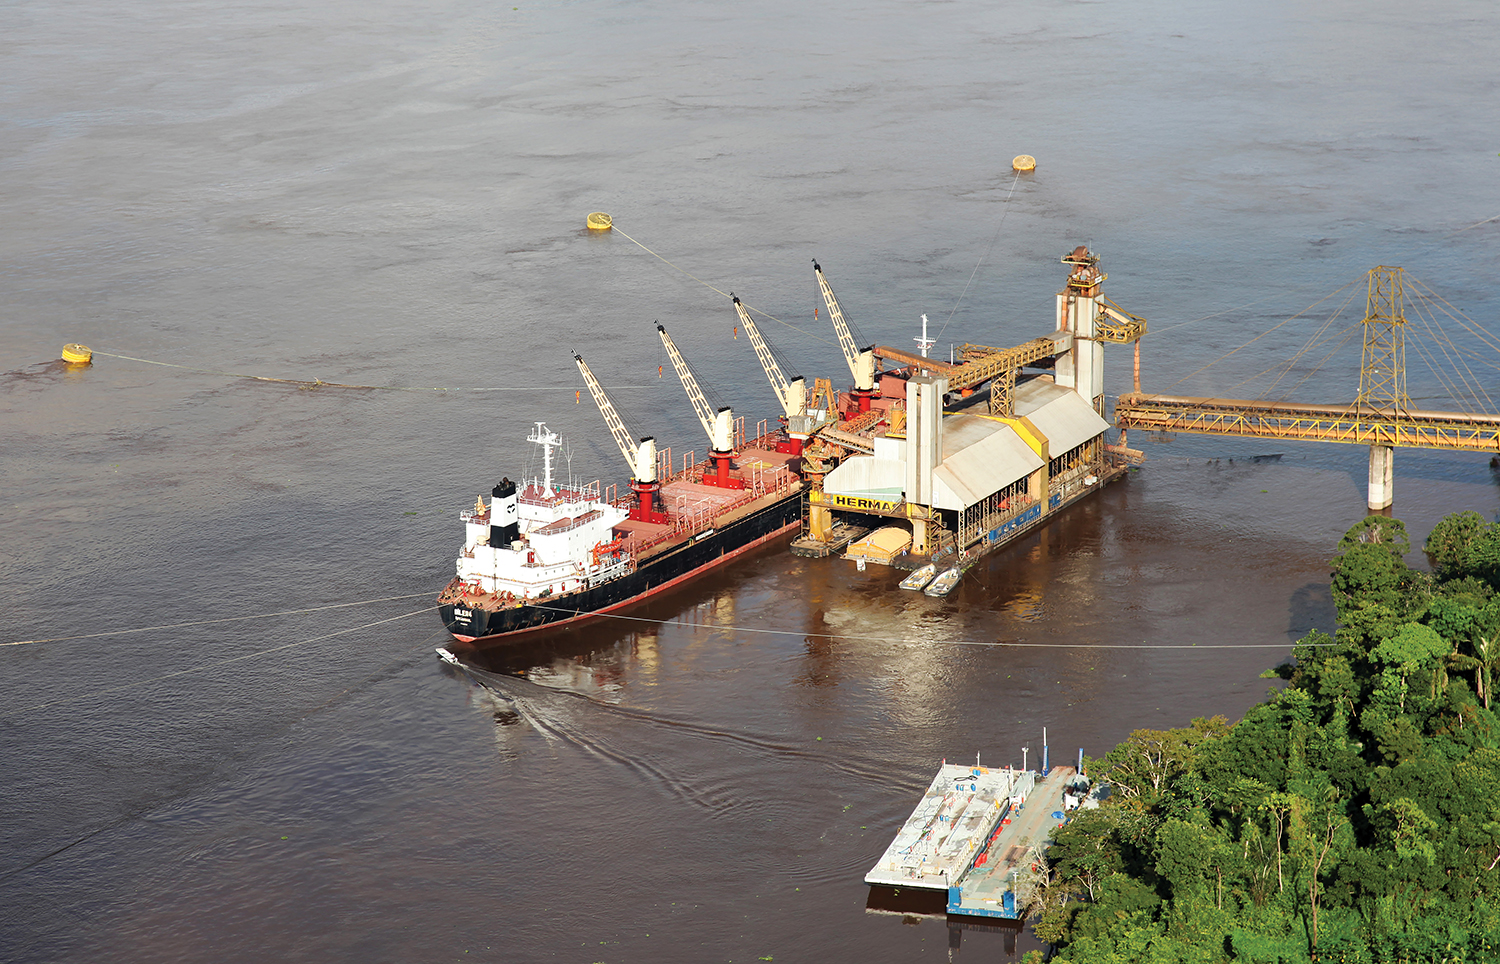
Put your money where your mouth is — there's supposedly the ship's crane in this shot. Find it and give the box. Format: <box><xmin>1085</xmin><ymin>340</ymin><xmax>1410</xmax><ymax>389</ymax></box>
<box><xmin>813</xmin><ymin>260</ymin><xmax>878</xmax><ymax>413</ymax></box>
<box><xmin>732</xmin><ymin>295</ymin><xmax>807</xmax><ymax>455</ymax></box>
<box><xmin>574</xmin><ymin>353</ymin><xmax>669</xmax><ymax>523</ymax></box>
<box><xmin>657</xmin><ymin>323</ymin><xmax>745</xmax><ymax>489</ymax></box>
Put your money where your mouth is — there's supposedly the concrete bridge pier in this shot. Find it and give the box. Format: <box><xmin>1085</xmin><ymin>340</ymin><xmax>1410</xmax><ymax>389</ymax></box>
<box><xmin>1368</xmin><ymin>444</ymin><xmax>1394</xmax><ymax>511</ymax></box>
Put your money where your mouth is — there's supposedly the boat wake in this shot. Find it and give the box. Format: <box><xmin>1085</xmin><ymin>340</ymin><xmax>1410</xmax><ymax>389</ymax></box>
<box><xmin>437</xmin><ymin>648</ymin><xmax>930</xmax><ymax>846</ymax></box>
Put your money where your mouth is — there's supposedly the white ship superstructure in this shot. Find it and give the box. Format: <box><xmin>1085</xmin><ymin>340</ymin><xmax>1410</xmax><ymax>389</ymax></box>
<box><xmin>455</xmin><ymin>423</ymin><xmax>630</xmax><ymax>602</ymax></box>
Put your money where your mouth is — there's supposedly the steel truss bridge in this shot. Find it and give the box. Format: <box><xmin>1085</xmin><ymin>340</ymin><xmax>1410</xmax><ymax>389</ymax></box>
<box><xmin>1114</xmin><ymin>266</ymin><xmax>1500</xmax><ymax>510</ymax></box>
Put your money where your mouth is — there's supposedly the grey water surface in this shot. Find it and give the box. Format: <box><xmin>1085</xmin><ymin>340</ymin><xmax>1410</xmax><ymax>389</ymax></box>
<box><xmin>3</xmin><ymin>0</ymin><xmax>1498</xmax><ymax>961</ymax></box>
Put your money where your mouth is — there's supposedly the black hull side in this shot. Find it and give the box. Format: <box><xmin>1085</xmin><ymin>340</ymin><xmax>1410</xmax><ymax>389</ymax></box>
<box><xmin>439</xmin><ymin>491</ymin><xmax>801</xmax><ymax>644</ymax></box>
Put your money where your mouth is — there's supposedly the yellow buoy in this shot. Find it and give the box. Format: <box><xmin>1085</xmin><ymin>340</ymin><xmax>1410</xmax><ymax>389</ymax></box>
<box><xmin>586</xmin><ymin>212</ymin><xmax>613</xmax><ymax>231</ymax></box>
<box><xmin>1011</xmin><ymin>154</ymin><xmax>1036</xmax><ymax>172</ymax></box>
<box><xmin>61</xmin><ymin>343</ymin><xmax>93</xmax><ymax>365</ymax></box>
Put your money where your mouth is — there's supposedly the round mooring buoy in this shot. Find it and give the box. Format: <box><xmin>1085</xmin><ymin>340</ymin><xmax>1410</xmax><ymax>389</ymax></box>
<box><xmin>1011</xmin><ymin>154</ymin><xmax>1036</xmax><ymax>172</ymax></box>
<box><xmin>61</xmin><ymin>343</ymin><xmax>93</xmax><ymax>365</ymax></box>
<box><xmin>586</xmin><ymin>212</ymin><xmax>613</xmax><ymax>231</ymax></box>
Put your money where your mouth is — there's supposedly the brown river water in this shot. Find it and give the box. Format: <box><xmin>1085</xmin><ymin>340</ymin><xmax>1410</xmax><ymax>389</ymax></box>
<box><xmin>3</xmin><ymin>1</ymin><xmax>1497</xmax><ymax>961</ymax></box>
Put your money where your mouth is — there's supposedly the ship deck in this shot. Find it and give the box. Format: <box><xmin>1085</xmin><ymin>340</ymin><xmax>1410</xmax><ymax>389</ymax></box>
<box><xmin>612</xmin><ymin>444</ymin><xmax>802</xmax><ymax>559</ymax></box>
<box><xmin>946</xmin><ymin>766</ymin><xmax>1076</xmax><ymax>919</ymax></box>
<box><xmin>864</xmin><ymin>764</ymin><xmax>1025</xmax><ymax>891</ymax></box>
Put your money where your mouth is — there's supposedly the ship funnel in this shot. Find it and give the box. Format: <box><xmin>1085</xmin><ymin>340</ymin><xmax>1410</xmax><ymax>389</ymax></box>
<box><xmin>490</xmin><ymin>477</ymin><xmax>520</xmax><ymax>547</ymax></box>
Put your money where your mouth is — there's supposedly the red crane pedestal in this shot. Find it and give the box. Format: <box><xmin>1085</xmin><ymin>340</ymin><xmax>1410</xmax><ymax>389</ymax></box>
<box><xmin>629</xmin><ymin>480</ymin><xmax>671</xmax><ymax>524</ymax></box>
<box><xmin>701</xmin><ymin>451</ymin><xmax>746</xmax><ymax>489</ymax></box>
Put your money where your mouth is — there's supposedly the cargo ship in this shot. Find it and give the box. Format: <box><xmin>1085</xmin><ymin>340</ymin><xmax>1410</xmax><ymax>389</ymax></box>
<box><xmin>437</xmin><ymin>421</ymin><xmax>802</xmax><ymax>643</ymax></box>
<box><xmin>438</xmin><ymin>321</ymin><xmax>806</xmax><ymax>645</ymax></box>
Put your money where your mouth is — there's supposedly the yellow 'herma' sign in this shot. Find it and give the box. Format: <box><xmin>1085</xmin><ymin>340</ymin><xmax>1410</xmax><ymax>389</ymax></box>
<box><xmin>810</xmin><ymin>492</ymin><xmax>901</xmax><ymax>512</ymax></box>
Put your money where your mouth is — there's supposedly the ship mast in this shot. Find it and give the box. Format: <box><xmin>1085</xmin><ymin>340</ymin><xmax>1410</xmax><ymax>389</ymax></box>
<box><xmin>527</xmin><ymin>422</ymin><xmax>563</xmax><ymax>496</ymax></box>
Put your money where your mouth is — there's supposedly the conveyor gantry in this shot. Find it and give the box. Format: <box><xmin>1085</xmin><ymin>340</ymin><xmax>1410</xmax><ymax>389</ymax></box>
<box><xmin>877</xmin><ymin>334</ymin><xmax>1068</xmax><ymax>417</ymax></box>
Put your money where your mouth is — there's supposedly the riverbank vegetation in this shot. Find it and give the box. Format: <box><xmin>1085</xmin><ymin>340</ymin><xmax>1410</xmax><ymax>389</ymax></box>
<box><xmin>1030</xmin><ymin>512</ymin><xmax>1500</xmax><ymax>962</ymax></box>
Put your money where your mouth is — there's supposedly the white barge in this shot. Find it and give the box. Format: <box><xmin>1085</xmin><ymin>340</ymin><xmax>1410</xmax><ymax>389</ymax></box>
<box><xmin>865</xmin><ymin>763</ymin><xmax>1034</xmax><ymax>891</ymax></box>
<box><xmin>867</xmin><ymin>753</ymin><xmax>1104</xmax><ymax>919</ymax></box>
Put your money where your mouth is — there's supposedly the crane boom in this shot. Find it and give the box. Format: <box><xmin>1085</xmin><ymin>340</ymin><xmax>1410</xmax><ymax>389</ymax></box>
<box><xmin>574</xmin><ymin>354</ymin><xmax>655</xmax><ymax>482</ymax></box>
<box><xmin>733</xmin><ymin>296</ymin><xmax>805</xmax><ymax>418</ymax></box>
<box><xmin>813</xmin><ymin>261</ymin><xmax>876</xmax><ymax>393</ymax></box>
<box><xmin>657</xmin><ymin>323</ymin><xmax>734</xmax><ymax>451</ymax></box>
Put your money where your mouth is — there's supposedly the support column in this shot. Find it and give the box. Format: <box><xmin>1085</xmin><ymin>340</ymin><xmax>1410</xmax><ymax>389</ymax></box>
<box><xmin>910</xmin><ymin>515</ymin><xmax>929</xmax><ymax>556</ymax></box>
<box><xmin>1367</xmin><ymin>444</ymin><xmax>1394</xmax><ymax>511</ymax></box>
<box><xmin>1029</xmin><ymin>466</ymin><xmax>1049</xmax><ymax>514</ymax></box>
<box><xmin>809</xmin><ymin>502</ymin><xmax>833</xmax><ymax>541</ymax></box>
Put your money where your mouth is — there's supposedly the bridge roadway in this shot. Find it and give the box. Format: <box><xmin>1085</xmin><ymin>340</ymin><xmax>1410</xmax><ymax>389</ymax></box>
<box><xmin>1115</xmin><ymin>393</ymin><xmax>1500</xmax><ymax>453</ymax></box>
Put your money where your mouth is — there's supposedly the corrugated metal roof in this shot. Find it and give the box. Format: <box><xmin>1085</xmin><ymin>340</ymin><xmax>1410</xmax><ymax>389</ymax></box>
<box><xmin>931</xmin><ymin>416</ymin><xmax>1044</xmax><ymax>510</ymax></box>
<box><xmin>821</xmin><ymin>383</ymin><xmax>1108</xmax><ymax>513</ymax></box>
<box><xmin>1014</xmin><ymin>380</ymin><xmax>1110</xmax><ymax>455</ymax></box>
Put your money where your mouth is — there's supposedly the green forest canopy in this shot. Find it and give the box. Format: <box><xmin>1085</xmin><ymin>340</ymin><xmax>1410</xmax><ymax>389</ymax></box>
<box><xmin>1031</xmin><ymin>512</ymin><xmax>1500</xmax><ymax>963</ymax></box>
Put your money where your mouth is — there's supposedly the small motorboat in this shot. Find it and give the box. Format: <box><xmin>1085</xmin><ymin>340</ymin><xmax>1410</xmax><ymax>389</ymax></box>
<box><xmin>436</xmin><ymin>647</ymin><xmax>462</xmax><ymax>666</ymax></box>
<box><xmin>923</xmin><ymin>567</ymin><xmax>962</xmax><ymax>597</ymax></box>
<box><xmin>899</xmin><ymin>563</ymin><xmax>938</xmax><ymax>591</ymax></box>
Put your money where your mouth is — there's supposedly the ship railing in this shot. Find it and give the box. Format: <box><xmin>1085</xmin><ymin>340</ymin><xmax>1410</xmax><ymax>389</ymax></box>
<box><xmin>628</xmin><ymin>503</ymin><xmax>712</xmax><ymax>555</ymax></box>
<box><xmin>585</xmin><ymin>557</ymin><xmax>634</xmax><ymax>587</ymax></box>
<box><xmin>460</xmin><ymin>509</ymin><xmax>489</xmax><ymax>524</ymax></box>
<box><xmin>740</xmin><ymin>423</ymin><xmax>798</xmax><ymax>452</ymax></box>
<box><xmin>959</xmin><ymin>489</ymin><xmax>1037</xmax><ymax>550</ymax></box>
<box><xmin>624</xmin><ymin>462</ymin><xmax>796</xmax><ymax>556</ymax></box>
<box><xmin>524</xmin><ymin>508</ymin><xmax>612</xmax><ymax>539</ymax></box>
<box><xmin>605</xmin><ymin>453</ymin><xmax>792</xmax><ymax>518</ymax></box>
<box><xmin>516</xmin><ymin>478</ymin><xmax>602</xmax><ymax>508</ymax></box>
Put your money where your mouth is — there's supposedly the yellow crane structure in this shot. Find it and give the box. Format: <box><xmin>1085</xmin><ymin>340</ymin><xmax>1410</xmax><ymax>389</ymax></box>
<box><xmin>1114</xmin><ymin>266</ymin><xmax>1500</xmax><ymax>510</ymax></box>
<box><xmin>873</xmin><ymin>247</ymin><xmax>1148</xmax><ymax>420</ymax></box>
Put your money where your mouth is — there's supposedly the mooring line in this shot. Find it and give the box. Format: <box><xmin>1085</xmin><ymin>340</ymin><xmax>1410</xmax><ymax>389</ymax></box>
<box><xmin>934</xmin><ymin>170</ymin><xmax>1023</xmax><ymax>346</ymax></box>
<box><xmin>522</xmin><ymin>602</ymin><xmax>1331</xmax><ymax>650</ymax></box>
<box><xmin>4</xmin><ymin>591</ymin><xmax>440</xmax><ymax>647</ymax></box>
<box><xmin>0</xmin><ymin>632</ymin><xmax>445</xmax><ymax>883</ymax></box>
<box><xmin>610</xmin><ymin>225</ymin><xmax>839</xmax><ymax>349</ymax></box>
<box><xmin>1444</xmin><ymin>212</ymin><xmax>1500</xmax><ymax>237</ymax></box>
<box><xmin>86</xmin><ymin>351</ymin><xmax>650</xmax><ymax>393</ymax></box>
<box><xmin>4</xmin><ymin>606</ymin><xmax>439</xmax><ymax>717</ymax></box>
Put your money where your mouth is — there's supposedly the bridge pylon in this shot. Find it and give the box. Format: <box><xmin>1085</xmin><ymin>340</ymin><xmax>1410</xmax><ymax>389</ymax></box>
<box><xmin>1358</xmin><ymin>267</ymin><xmax>1408</xmax><ymax>510</ymax></box>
